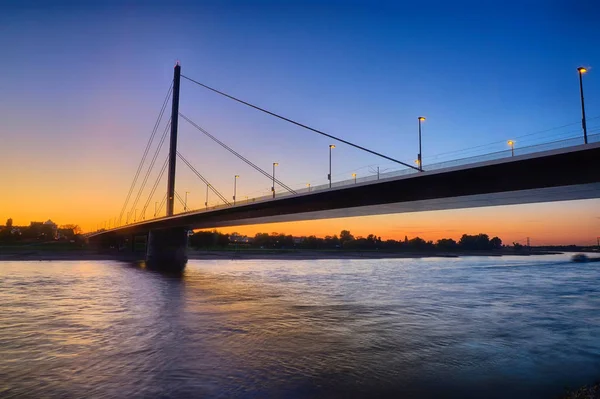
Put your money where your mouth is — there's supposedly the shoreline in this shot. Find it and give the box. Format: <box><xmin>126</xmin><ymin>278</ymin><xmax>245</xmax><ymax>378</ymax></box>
<box><xmin>0</xmin><ymin>248</ymin><xmax>566</xmax><ymax>262</ymax></box>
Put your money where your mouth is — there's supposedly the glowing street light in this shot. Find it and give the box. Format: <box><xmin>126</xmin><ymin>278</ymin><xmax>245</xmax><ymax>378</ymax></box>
<box><xmin>205</xmin><ymin>183</ymin><xmax>210</xmax><ymax>210</ymax></box>
<box><xmin>307</xmin><ymin>183</ymin><xmax>311</xmax><ymax>192</ymax></box>
<box><xmin>352</xmin><ymin>173</ymin><xmax>357</xmax><ymax>184</ymax></box>
<box><xmin>577</xmin><ymin>66</ymin><xmax>589</xmax><ymax>144</ymax></box>
<box><xmin>507</xmin><ymin>140</ymin><xmax>515</xmax><ymax>157</ymax></box>
<box><xmin>328</xmin><ymin>144</ymin><xmax>335</xmax><ymax>188</ymax></box>
<box><xmin>417</xmin><ymin>116</ymin><xmax>425</xmax><ymax>171</ymax></box>
<box><xmin>272</xmin><ymin>163</ymin><xmax>278</xmax><ymax>198</ymax></box>
<box><xmin>233</xmin><ymin>175</ymin><xmax>239</xmax><ymax>205</ymax></box>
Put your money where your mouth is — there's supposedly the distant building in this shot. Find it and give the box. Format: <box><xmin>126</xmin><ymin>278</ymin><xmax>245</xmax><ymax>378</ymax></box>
<box><xmin>229</xmin><ymin>233</ymin><xmax>252</xmax><ymax>244</ymax></box>
<box><xmin>29</xmin><ymin>220</ymin><xmax>58</xmax><ymax>239</ymax></box>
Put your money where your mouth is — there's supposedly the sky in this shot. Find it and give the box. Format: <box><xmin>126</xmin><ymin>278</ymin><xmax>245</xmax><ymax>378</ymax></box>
<box><xmin>0</xmin><ymin>0</ymin><xmax>599</xmax><ymax>245</ymax></box>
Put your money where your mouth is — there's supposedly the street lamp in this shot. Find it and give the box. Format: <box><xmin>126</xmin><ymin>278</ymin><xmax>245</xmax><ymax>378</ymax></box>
<box><xmin>507</xmin><ymin>140</ymin><xmax>515</xmax><ymax>157</ymax></box>
<box><xmin>352</xmin><ymin>173</ymin><xmax>357</xmax><ymax>184</ymax></box>
<box><xmin>272</xmin><ymin>163</ymin><xmax>278</xmax><ymax>198</ymax></box>
<box><xmin>577</xmin><ymin>66</ymin><xmax>589</xmax><ymax>144</ymax></box>
<box><xmin>154</xmin><ymin>201</ymin><xmax>158</xmax><ymax>217</ymax></box>
<box><xmin>233</xmin><ymin>175</ymin><xmax>239</xmax><ymax>204</ymax></box>
<box><xmin>134</xmin><ymin>209</ymin><xmax>138</xmax><ymax>222</ymax></box>
<box><xmin>328</xmin><ymin>144</ymin><xmax>335</xmax><ymax>188</ymax></box>
<box><xmin>307</xmin><ymin>183</ymin><xmax>311</xmax><ymax>192</ymax></box>
<box><xmin>184</xmin><ymin>191</ymin><xmax>190</xmax><ymax>211</ymax></box>
<box><xmin>417</xmin><ymin>116</ymin><xmax>425</xmax><ymax>171</ymax></box>
<box><xmin>205</xmin><ymin>183</ymin><xmax>209</xmax><ymax>210</ymax></box>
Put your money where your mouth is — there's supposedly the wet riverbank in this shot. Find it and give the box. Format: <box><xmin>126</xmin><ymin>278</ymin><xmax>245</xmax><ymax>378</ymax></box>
<box><xmin>0</xmin><ymin>246</ymin><xmax>563</xmax><ymax>261</ymax></box>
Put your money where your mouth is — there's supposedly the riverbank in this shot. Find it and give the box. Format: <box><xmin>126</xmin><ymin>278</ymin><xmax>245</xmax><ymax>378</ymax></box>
<box><xmin>0</xmin><ymin>246</ymin><xmax>564</xmax><ymax>261</ymax></box>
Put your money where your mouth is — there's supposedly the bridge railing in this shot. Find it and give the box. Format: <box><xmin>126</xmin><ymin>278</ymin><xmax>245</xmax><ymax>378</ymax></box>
<box><xmin>279</xmin><ymin>133</ymin><xmax>599</xmax><ymax>196</ymax></box>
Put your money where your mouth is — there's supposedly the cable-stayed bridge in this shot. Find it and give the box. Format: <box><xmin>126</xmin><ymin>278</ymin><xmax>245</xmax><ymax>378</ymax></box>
<box><xmin>88</xmin><ymin>64</ymin><xmax>600</xmax><ymax>270</ymax></box>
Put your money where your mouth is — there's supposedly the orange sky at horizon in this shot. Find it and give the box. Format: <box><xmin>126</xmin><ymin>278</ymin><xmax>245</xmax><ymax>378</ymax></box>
<box><xmin>1</xmin><ymin>196</ymin><xmax>598</xmax><ymax>247</ymax></box>
<box><xmin>195</xmin><ymin>199</ymin><xmax>599</xmax><ymax>246</ymax></box>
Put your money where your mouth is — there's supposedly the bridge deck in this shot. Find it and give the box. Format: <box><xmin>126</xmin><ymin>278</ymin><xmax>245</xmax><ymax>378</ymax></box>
<box><xmin>90</xmin><ymin>142</ymin><xmax>600</xmax><ymax>236</ymax></box>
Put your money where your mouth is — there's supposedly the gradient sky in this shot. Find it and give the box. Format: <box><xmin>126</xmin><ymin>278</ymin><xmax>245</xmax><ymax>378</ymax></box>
<box><xmin>1</xmin><ymin>0</ymin><xmax>599</xmax><ymax>245</ymax></box>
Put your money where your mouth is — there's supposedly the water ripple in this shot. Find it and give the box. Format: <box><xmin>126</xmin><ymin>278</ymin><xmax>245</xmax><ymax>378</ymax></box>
<box><xmin>1</xmin><ymin>254</ymin><xmax>599</xmax><ymax>398</ymax></box>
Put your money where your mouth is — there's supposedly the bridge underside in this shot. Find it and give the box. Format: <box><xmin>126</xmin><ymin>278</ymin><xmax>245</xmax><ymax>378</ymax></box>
<box><xmin>187</xmin><ymin>182</ymin><xmax>600</xmax><ymax>229</ymax></box>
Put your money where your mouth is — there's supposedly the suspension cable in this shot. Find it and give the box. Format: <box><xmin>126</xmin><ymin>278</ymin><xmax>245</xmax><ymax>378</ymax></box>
<box><xmin>181</xmin><ymin>74</ymin><xmax>419</xmax><ymax>171</ymax></box>
<box><xmin>128</xmin><ymin>119</ymin><xmax>172</xmax><ymax>218</ymax></box>
<box><xmin>118</xmin><ymin>83</ymin><xmax>172</xmax><ymax>225</ymax></box>
<box><xmin>156</xmin><ymin>193</ymin><xmax>167</xmax><ymax>216</ymax></box>
<box><xmin>140</xmin><ymin>155</ymin><xmax>169</xmax><ymax>219</ymax></box>
<box><xmin>174</xmin><ymin>190</ymin><xmax>187</xmax><ymax>209</ymax></box>
<box><xmin>179</xmin><ymin>113</ymin><xmax>297</xmax><ymax>194</ymax></box>
<box><xmin>176</xmin><ymin>152</ymin><xmax>231</xmax><ymax>205</ymax></box>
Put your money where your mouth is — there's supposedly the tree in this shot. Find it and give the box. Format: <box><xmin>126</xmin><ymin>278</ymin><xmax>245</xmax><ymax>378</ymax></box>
<box><xmin>459</xmin><ymin>233</ymin><xmax>491</xmax><ymax>250</ymax></box>
<box><xmin>490</xmin><ymin>236</ymin><xmax>502</xmax><ymax>249</ymax></box>
<box><xmin>6</xmin><ymin>218</ymin><xmax>13</xmax><ymax>228</ymax></box>
<box><xmin>407</xmin><ymin>237</ymin><xmax>428</xmax><ymax>250</ymax></box>
<box><xmin>436</xmin><ymin>238</ymin><xmax>458</xmax><ymax>250</ymax></box>
<box><xmin>340</xmin><ymin>230</ymin><xmax>355</xmax><ymax>247</ymax></box>
<box><xmin>59</xmin><ymin>224</ymin><xmax>82</xmax><ymax>235</ymax></box>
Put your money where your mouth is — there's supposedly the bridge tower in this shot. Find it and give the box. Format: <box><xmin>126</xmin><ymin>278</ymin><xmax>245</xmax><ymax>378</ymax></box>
<box><xmin>146</xmin><ymin>62</ymin><xmax>188</xmax><ymax>271</ymax></box>
<box><xmin>167</xmin><ymin>62</ymin><xmax>181</xmax><ymax>217</ymax></box>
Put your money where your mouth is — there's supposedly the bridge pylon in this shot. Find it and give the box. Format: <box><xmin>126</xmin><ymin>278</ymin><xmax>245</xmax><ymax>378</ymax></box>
<box><xmin>166</xmin><ymin>62</ymin><xmax>181</xmax><ymax>217</ymax></box>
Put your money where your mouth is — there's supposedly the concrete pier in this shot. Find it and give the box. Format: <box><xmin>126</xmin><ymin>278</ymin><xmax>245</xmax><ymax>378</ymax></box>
<box><xmin>146</xmin><ymin>227</ymin><xmax>188</xmax><ymax>271</ymax></box>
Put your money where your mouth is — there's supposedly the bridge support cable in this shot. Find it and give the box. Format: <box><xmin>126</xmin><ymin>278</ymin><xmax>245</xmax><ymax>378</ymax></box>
<box><xmin>156</xmin><ymin>193</ymin><xmax>168</xmax><ymax>216</ymax></box>
<box><xmin>180</xmin><ymin>75</ymin><xmax>420</xmax><ymax>171</ymax></box>
<box><xmin>179</xmin><ymin>113</ymin><xmax>297</xmax><ymax>194</ymax></box>
<box><xmin>176</xmin><ymin>152</ymin><xmax>231</xmax><ymax>205</ymax></box>
<box><xmin>118</xmin><ymin>83</ymin><xmax>173</xmax><ymax>226</ymax></box>
<box><xmin>140</xmin><ymin>156</ymin><xmax>169</xmax><ymax>220</ymax></box>
<box><xmin>174</xmin><ymin>191</ymin><xmax>187</xmax><ymax>209</ymax></box>
<box><xmin>127</xmin><ymin>119</ymin><xmax>172</xmax><ymax>219</ymax></box>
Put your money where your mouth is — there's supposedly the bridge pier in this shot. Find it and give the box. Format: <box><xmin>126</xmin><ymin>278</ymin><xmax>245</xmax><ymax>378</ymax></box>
<box><xmin>146</xmin><ymin>227</ymin><xmax>189</xmax><ymax>271</ymax></box>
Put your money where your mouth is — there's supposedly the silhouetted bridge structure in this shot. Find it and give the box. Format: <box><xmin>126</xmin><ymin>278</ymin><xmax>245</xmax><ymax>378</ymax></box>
<box><xmin>88</xmin><ymin>64</ymin><xmax>600</xmax><ymax>270</ymax></box>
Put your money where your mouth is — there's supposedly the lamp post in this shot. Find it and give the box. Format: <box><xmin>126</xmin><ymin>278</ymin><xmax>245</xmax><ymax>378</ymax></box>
<box><xmin>507</xmin><ymin>140</ymin><xmax>515</xmax><ymax>157</ymax></box>
<box><xmin>184</xmin><ymin>191</ymin><xmax>190</xmax><ymax>211</ymax></box>
<box><xmin>233</xmin><ymin>175</ymin><xmax>239</xmax><ymax>204</ymax></box>
<box><xmin>134</xmin><ymin>209</ymin><xmax>137</xmax><ymax>223</ymax></box>
<box><xmin>154</xmin><ymin>201</ymin><xmax>158</xmax><ymax>217</ymax></box>
<box><xmin>307</xmin><ymin>183</ymin><xmax>311</xmax><ymax>192</ymax></box>
<box><xmin>328</xmin><ymin>144</ymin><xmax>335</xmax><ymax>188</ymax></box>
<box><xmin>205</xmin><ymin>184</ymin><xmax>209</xmax><ymax>210</ymax></box>
<box><xmin>352</xmin><ymin>173</ymin><xmax>357</xmax><ymax>184</ymax></box>
<box><xmin>577</xmin><ymin>67</ymin><xmax>589</xmax><ymax>144</ymax></box>
<box><xmin>417</xmin><ymin>116</ymin><xmax>425</xmax><ymax>171</ymax></box>
<box><xmin>272</xmin><ymin>163</ymin><xmax>278</xmax><ymax>198</ymax></box>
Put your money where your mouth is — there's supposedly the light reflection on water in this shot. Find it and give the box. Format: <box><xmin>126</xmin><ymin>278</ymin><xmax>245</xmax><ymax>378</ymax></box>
<box><xmin>1</xmin><ymin>254</ymin><xmax>599</xmax><ymax>398</ymax></box>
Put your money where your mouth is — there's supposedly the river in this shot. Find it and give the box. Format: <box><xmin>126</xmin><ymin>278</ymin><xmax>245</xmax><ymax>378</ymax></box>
<box><xmin>1</xmin><ymin>254</ymin><xmax>599</xmax><ymax>398</ymax></box>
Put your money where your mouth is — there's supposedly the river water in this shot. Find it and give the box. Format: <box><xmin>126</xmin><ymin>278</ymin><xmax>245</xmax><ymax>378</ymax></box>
<box><xmin>1</xmin><ymin>254</ymin><xmax>599</xmax><ymax>398</ymax></box>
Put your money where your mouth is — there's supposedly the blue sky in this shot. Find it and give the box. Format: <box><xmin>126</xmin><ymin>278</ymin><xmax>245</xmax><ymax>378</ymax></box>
<box><xmin>1</xmin><ymin>0</ymin><xmax>598</xmax><ymax>241</ymax></box>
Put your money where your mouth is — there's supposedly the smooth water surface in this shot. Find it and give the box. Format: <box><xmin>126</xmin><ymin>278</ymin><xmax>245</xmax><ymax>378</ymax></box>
<box><xmin>1</xmin><ymin>254</ymin><xmax>599</xmax><ymax>398</ymax></box>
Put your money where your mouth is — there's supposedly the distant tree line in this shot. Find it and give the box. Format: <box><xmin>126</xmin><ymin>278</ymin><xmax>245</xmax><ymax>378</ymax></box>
<box><xmin>0</xmin><ymin>218</ymin><xmax>82</xmax><ymax>244</ymax></box>
<box><xmin>189</xmin><ymin>229</ymin><xmax>503</xmax><ymax>251</ymax></box>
